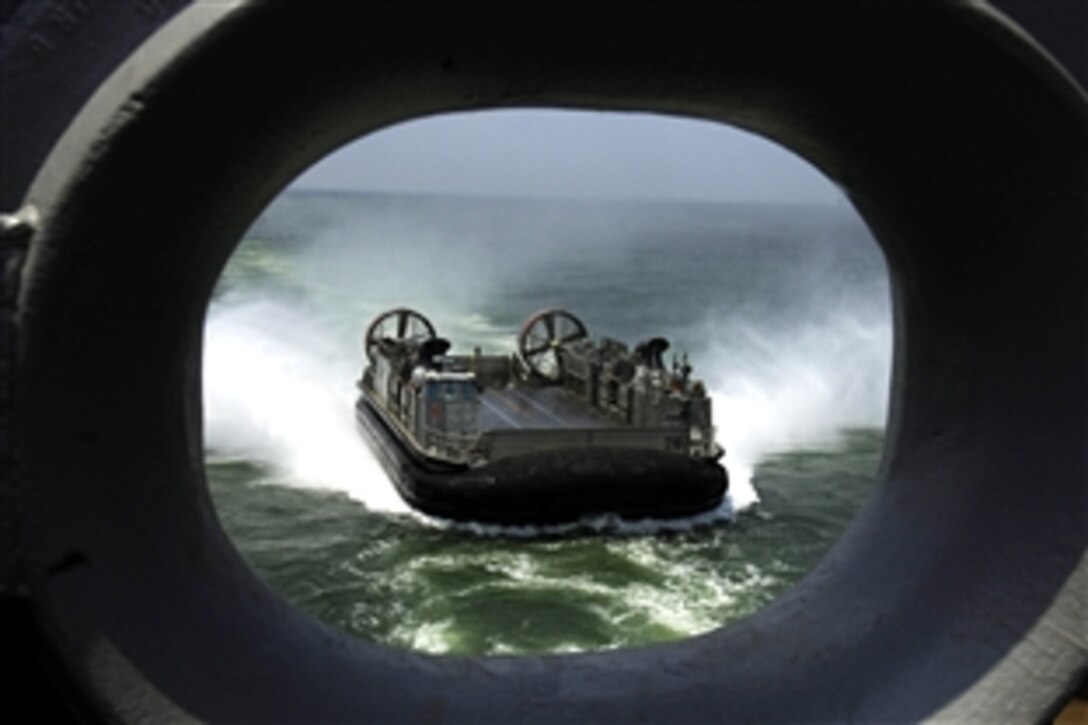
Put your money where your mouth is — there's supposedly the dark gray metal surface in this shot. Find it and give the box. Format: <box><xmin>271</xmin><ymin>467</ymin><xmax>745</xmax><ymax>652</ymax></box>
<box><xmin>0</xmin><ymin>0</ymin><xmax>192</xmax><ymax>210</ymax></box>
<box><xmin>3</xmin><ymin>1</ymin><xmax>1085</xmax><ymax>722</ymax></box>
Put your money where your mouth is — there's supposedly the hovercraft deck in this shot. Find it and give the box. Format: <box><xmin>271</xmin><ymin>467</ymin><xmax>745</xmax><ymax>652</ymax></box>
<box><xmin>478</xmin><ymin>386</ymin><xmax>613</xmax><ymax>431</ymax></box>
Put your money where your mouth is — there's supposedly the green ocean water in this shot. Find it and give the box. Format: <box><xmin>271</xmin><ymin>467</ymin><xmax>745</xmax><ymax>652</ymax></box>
<box><xmin>204</xmin><ymin>191</ymin><xmax>890</xmax><ymax>655</ymax></box>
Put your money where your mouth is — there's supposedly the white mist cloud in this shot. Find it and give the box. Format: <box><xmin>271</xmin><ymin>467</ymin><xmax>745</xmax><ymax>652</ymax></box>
<box><xmin>203</xmin><ymin>300</ymin><xmax>410</xmax><ymax>514</ymax></box>
<box><xmin>708</xmin><ymin>312</ymin><xmax>892</xmax><ymax>508</ymax></box>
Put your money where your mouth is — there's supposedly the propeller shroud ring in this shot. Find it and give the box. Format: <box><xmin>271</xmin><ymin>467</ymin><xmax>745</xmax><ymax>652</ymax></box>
<box><xmin>517</xmin><ymin>308</ymin><xmax>588</xmax><ymax>381</ymax></box>
<box><xmin>364</xmin><ymin>307</ymin><xmax>436</xmax><ymax>361</ymax></box>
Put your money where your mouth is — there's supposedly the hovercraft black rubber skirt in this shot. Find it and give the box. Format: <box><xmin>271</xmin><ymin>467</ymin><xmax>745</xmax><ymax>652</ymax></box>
<box><xmin>356</xmin><ymin>399</ymin><xmax>728</xmax><ymax>524</ymax></box>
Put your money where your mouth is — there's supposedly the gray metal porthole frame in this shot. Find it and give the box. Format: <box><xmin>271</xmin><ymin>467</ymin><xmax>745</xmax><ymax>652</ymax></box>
<box><xmin>7</xmin><ymin>2</ymin><xmax>1086</xmax><ymax>722</ymax></box>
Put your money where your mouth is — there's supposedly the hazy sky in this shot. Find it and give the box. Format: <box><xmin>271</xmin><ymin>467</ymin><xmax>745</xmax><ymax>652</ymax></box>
<box><xmin>291</xmin><ymin>109</ymin><xmax>843</xmax><ymax>205</ymax></box>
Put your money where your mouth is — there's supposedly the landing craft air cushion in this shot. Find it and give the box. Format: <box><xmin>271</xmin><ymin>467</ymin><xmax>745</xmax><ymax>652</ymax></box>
<box><xmin>355</xmin><ymin>308</ymin><xmax>727</xmax><ymax>524</ymax></box>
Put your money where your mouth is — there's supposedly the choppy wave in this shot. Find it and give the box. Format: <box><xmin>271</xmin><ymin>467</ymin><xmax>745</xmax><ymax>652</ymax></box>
<box><xmin>202</xmin><ymin>193</ymin><xmax>890</xmax><ymax>655</ymax></box>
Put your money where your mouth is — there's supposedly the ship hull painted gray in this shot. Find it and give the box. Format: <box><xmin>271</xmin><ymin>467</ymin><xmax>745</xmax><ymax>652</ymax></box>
<box><xmin>356</xmin><ymin>398</ymin><xmax>727</xmax><ymax>524</ymax></box>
